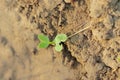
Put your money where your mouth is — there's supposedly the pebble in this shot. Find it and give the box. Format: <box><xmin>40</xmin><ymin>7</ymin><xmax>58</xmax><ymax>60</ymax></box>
<box><xmin>64</xmin><ymin>0</ymin><xmax>71</xmax><ymax>3</ymax></box>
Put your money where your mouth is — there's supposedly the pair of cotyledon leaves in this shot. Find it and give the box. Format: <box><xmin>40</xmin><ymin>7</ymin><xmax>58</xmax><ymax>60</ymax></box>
<box><xmin>38</xmin><ymin>34</ymin><xmax>68</xmax><ymax>52</ymax></box>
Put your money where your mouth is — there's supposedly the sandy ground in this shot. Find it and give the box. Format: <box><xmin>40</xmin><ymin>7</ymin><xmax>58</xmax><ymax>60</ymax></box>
<box><xmin>0</xmin><ymin>0</ymin><xmax>120</xmax><ymax>80</ymax></box>
<box><xmin>0</xmin><ymin>1</ymin><xmax>75</xmax><ymax>80</ymax></box>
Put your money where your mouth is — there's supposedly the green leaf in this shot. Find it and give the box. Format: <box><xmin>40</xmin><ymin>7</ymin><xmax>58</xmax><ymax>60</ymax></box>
<box><xmin>38</xmin><ymin>34</ymin><xmax>50</xmax><ymax>48</ymax></box>
<box><xmin>55</xmin><ymin>43</ymin><xmax>63</xmax><ymax>52</ymax></box>
<box><xmin>54</xmin><ymin>34</ymin><xmax>68</xmax><ymax>44</ymax></box>
<box><xmin>53</xmin><ymin>34</ymin><xmax>68</xmax><ymax>52</ymax></box>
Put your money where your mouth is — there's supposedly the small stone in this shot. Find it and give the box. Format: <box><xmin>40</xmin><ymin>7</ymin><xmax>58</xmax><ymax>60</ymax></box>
<box><xmin>64</xmin><ymin>0</ymin><xmax>71</xmax><ymax>3</ymax></box>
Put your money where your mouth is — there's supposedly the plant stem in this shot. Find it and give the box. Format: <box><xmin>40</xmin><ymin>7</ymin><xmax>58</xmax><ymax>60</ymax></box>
<box><xmin>68</xmin><ymin>22</ymin><xmax>91</xmax><ymax>38</ymax></box>
<box><xmin>49</xmin><ymin>41</ymin><xmax>55</xmax><ymax>45</ymax></box>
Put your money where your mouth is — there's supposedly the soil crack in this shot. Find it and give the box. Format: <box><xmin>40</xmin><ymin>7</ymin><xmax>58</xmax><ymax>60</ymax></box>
<box><xmin>62</xmin><ymin>43</ymin><xmax>79</xmax><ymax>68</ymax></box>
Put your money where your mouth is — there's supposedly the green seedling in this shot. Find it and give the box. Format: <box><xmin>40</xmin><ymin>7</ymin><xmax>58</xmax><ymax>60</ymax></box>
<box><xmin>38</xmin><ymin>22</ymin><xmax>90</xmax><ymax>52</ymax></box>
<box><xmin>38</xmin><ymin>34</ymin><xmax>67</xmax><ymax>52</ymax></box>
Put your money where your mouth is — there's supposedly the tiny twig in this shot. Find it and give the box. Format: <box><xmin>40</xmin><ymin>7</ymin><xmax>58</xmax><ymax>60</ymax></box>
<box><xmin>68</xmin><ymin>22</ymin><xmax>90</xmax><ymax>38</ymax></box>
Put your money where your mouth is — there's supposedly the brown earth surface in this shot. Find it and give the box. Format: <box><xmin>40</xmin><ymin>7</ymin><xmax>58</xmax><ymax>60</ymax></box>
<box><xmin>0</xmin><ymin>0</ymin><xmax>120</xmax><ymax>80</ymax></box>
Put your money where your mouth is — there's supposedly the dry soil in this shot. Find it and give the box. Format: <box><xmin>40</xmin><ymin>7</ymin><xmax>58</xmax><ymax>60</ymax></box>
<box><xmin>0</xmin><ymin>0</ymin><xmax>120</xmax><ymax>80</ymax></box>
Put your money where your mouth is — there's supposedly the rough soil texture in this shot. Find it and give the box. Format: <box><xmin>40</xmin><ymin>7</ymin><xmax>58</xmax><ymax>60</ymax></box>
<box><xmin>0</xmin><ymin>0</ymin><xmax>120</xmax><ymax>80</ymax></box>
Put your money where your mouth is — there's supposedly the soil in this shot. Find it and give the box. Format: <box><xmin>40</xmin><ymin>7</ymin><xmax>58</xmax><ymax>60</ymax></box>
<box><xmin>0</xmin><ymin>0</ymin><xmax>120</xmax><ymax>80</ymax></box>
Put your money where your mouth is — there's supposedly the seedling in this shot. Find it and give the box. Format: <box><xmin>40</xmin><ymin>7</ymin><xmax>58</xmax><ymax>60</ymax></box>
<box><xmin>38</xmin><ymin>22</ymin><xmax>90</xmax><ymax>52</ymax></box>
<box><xmin>38</xmin><ymin>34</ymin><xmax>67</xmax><ymax>52</ymax></box>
